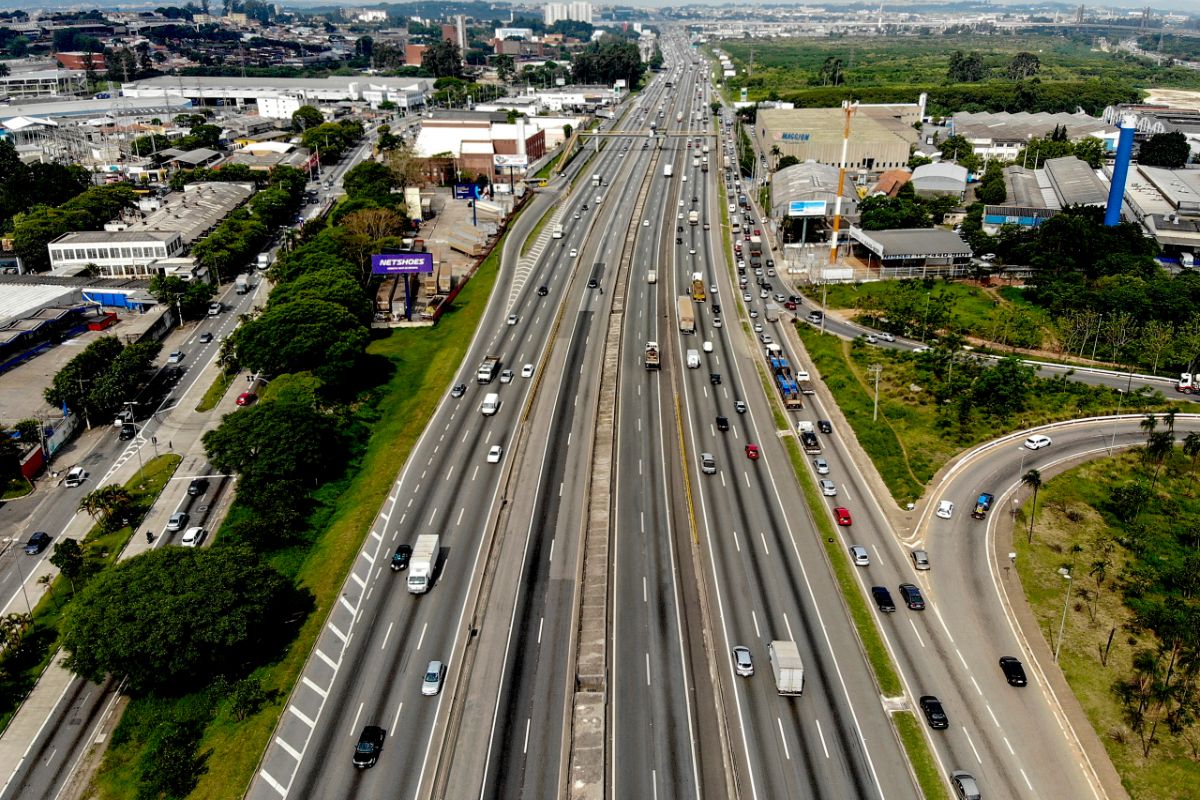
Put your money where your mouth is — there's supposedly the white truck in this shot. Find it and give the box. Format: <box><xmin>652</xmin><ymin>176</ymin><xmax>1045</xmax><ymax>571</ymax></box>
<box><xmin>255</xmin><ymin>252</ymin><xmax>272</xmax><ymax>270</ymax></box>
<box><xmin>481</xmin><ymin>392</ymin><xmax>500</xmax><ymax>415</ymax></box>
<box><xmin>663</xmin><ymin>163</ymin><xmax>674</xmax><ymax>178</ymax></box>
<box><xmin>768</xmin><ymin>640</ymin><xmax>805</xmax><ymax>695</ymax></box>
<box><xmin>686</xmin><ymin>349</ymin><xmax>701</xmax><ymax>369</ymax></box>
<box><xmin>477</xmin><ymin>355</ymin><xmax>501</xmax><ymax>383</ymax></box>
<box><xmin>406</xmin><ymin>534</ymin><xmax>440</xmax><ymax>594</ymax></box>
<box><xmin>552</xmin><ymin>224</ymin><xmax>563</xmax><ymax>239</ymax></box>
<box><xmin>235</xmin><ymin>274</ymin><xmax>250</xmax><ymax>294</ymax></box>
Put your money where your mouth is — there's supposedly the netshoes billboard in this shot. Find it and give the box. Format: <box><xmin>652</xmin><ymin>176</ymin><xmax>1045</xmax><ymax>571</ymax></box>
<box><xmin>372</xmin><ymin>252</ymin><xmax>434</xmax><ymax>275</ymax></box>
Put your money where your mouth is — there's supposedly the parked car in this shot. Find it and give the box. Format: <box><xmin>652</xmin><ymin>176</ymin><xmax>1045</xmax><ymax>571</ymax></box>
<box><xmin>236</xmin><ymin>392</ymin><xmax>257</xmax><ymax>406</ymax></box>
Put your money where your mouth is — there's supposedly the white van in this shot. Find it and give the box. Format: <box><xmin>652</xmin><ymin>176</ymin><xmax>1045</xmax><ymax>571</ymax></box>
<box><xmin>481</xmin><ymin>393</ymin><xmax>500</xmax><ymax>416</ymax></box>
<box><xmin>647</xmin><ymin>270</ymin><xmax>657</xmax><ymax>284</ymax></box>
<box><xmin>686</xmin><ymin>349</ymin><xmax>701</xmax><ymax>368</ymax></box>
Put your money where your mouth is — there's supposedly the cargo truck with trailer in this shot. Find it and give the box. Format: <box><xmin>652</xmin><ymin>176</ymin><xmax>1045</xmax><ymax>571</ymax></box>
<box><xmin>765</xmin><ymin>344</ymin><xmax>803</xmax><ymax>410</ymax></box>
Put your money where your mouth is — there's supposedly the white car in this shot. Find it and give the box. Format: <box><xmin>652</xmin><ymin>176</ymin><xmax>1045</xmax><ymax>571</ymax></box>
<box><xmin>681</xmin><ymin>175</ymin><xmax>687</xmax><ymax>182</ymax></box>
<box><xmin>850</xmin><ymin>545</ymin><xmax>870</xmax><ymax>567</ymax></box>
<box><xmin>167</xmin><ymin>350</ymin><xmax>185</xmax><ymax>364</ymax></box>
<box><xmin>643</xmin><ymin>219</ymin><xmax>650</xmax><ymax>226</ymax></box>
<box><xmin>569</xmin><ymin>248</ymin><xmax>578</xmax><ymax>258</ymax></box>
<box><xmin>713</xmin><ymin>317</ymin><xmax>723</xmax><ymax>328</ymax></box>
<box><xmin>487</xmin><ymin>445</ymin><xmax>503</xmax><ymax>463</ymax></box>
<box><xmin>878</xmin><ymin>332</ymin><xmax>896</xmax><ymax>342</ymax></box>
<box><xmin>754</xmin><ymin>322</ymin><xmax>763</xmax><ymax>333</ymax></box>
<box><xmin>507</xmin><ymin>314</ymin><xmax>518</xmax><ymax>325</ymax></box>
<box><xmin>760</xmin><ymin>289</ymin><xmax>769</xmax><ymax>299</ymax></box>
<box><xmin>936</xmin><ymin>500</ymin><xmax>954</xmax><ymax>519</ymax></box>
<box><xmin>521</xmin><ymin>363</ymin><xmax>534</xmax><ymax>378</ymax></box>
<box><xmin>181</xmin><ymin>526</ymin><xmax>207</xmax><ymax>548</ymax></box>
<box><xmin>703</xmin><ymin>340</ymin><xmax>713</xmax><ymax>352</ymax></box>
<box><xmin>499</xmin><ymin>369</ymin><xmax>514</xmax><ymax>384</ymax></box>
<box><xmin>743</xmin><ymin>292</ymin><xmax>752</xmax><ymax>302</ymax></box>
<box><xmin>1024</xmin><ymin>434</ymin><xmax>1052</xmax><ymax>450</ymax></box>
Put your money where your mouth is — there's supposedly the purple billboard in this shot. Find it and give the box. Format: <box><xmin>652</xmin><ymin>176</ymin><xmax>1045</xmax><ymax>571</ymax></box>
<box><xmin>372</xmin><ymin>252</ymin><xmax>434</xmax><ymax>275</ymax></box>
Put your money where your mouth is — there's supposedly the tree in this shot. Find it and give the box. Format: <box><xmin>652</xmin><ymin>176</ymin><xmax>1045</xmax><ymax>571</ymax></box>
<box><xmin>424</xmin><ymin>38</ymin><xmax>463</xmax><ymax>79</ymax></box>
<box><xmin>49</xmin><ymin>538</ymin><xmax>84</xmax><ymax>596</ymax></box>
<box><xmin>1022</xmin><ymin>468</ymin><xmax>1042</xmax><ymax>543</ymax></box>
<box><xmin>269</xmin><ymin>268</ymin><xmax>373</xmax><ymax>324</ymax></box>
<box><xmin>494</xmin><ymin>53</ymin><xmax>514</xmax><ymax>84</ymax></box>
<box><xmin>947</xmin><ymin>50</ymin><xmax>984</xmax><ymax>83</ymax></box>
<box><xmin>291</xmin><ymin>104</ymin><xmax>324</xmax><ymax>132</ymax></box>
<box><xmin>383</xmin><ymin>144</ymin><xmax>426</xmax><ymax>190</ymax></box>
<box><xmin>0</xmin><ymin>62</ymin><xmax>8</xmax><ymax>78</ymax></box>
<box><xmin>776</xmin><ymin>155</ymin><xmax>800</xmax><ymax>170</ymax></box>
<box><xmin>0</xmin><ymin>425</ymin><xmax>21</xmax><ymax>485</ymax></box>
<box><xmin>342</xmin><ymin>160</ymin><xmax>399</xmax><ymax>201</ymax></box>
<box><xmin>1183</xmin><ymin>431</ymin><xmax>1200</xmax><ymax>495</ymax></box>
<box><xmin>78</xmin><ymin>484</ymin><xmax>133</xmax><ymax>530</ymax></box>
<box><xmin>342</xmin><ymin>207</ymin><xmax>406</xmax><ymax>242</ymax></box>
<box><xmin>354</xmin><ymin>35</ymin><xmax>373</xmax><ymax>60</ymax></box>
<box><xmin>1007</xmin><ymin>51</ymin><xmax>1041</xmax><ymax>80</ymax></box>
<box><xmin>234</xmin><ymin>299</ymin><xmax>369</xmax><ymax>385</ymax></box>
<box><xmin>60</xmin><ymin>546</ymin><xmax>302</xmax><ymax>694</ymax></box>
<box><xmin>1139</xmin><ymin>131</ymin><xmax>1190</xmax><ymax>169</ymax></box>
<box><xmin>202</xmin><ymin>396</ymin><xmax>342</xmax><ymax>494</ymax></box>
<box><xmin>147</xmin><ymin>275</ymin><xmax>216</xmax><ymax>321</ymax></box>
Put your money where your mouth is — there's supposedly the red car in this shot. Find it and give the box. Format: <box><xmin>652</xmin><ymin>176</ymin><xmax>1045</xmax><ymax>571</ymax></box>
<box><xmin>784</xmin><ymin>301</ymin><xmax>797</xmax><ymax>310</ymax></box>
<box><xmin>833</xmin><ymin>507</ymin><xmax>852</xmax><ymax>526</ymax></box>
<box><xmin>745</xmin><ymin>443</ymin><xmax>760</xmax><ymax>460</ymax></box>
<box><xmin>236</xmin><ymin>392</ymin><xmax>257</xmax><ymax>406</ymax></box>
<box><xmin>754</xmin><ymin>228</ymin><xmax>761</xmax><ymax>236</ymax></box>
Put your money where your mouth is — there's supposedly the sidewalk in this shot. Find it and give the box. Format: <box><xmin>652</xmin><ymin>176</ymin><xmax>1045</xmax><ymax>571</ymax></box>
<box><xmin>0</xmin><ymin>323</ymin><xmax>254</xmax><ymax>795</ymax></box>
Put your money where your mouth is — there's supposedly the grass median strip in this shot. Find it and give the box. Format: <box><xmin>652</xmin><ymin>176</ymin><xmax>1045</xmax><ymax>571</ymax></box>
<box><xmin>893</xmin><ymin>710</ymin><xmax>949</xmax><ymax>800</ymax></box>
<box><xmin>195</xmin><ymin>369</ymin><xmax>235</xmax><ymax>413</ymax></box>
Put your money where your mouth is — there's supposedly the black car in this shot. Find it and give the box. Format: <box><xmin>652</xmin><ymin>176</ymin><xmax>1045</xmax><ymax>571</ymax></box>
<box><xmin>871</xmin><ymin>586</ymin><xmax>896</xmax><ymax>612</ymax></box>
<box><xmin>716</xmin><ymin>415</ymin><xmax>729</xmax><ymax>432</ymax></box>
<box><xmin>919</xmin><ymin>695</ymin><xmax>949</xmax><ymax>729</ymax></box>
<box><xmin>352</xmin><ymin>725</ymin><xmax>386</xmax><ymax>768</ymax></box>
<box><xmin>119</xmin><ymin>423</ymin><xmax>137</xmax><ymax>440</ymax></box>
<box><xmin>537</xmin><ymin>285</ymin><xmax>549</xmax><ymax>296</ymax></box>
<box><xmin>187</xmin><ymin>478</ymin><xmax>209</xmax><ymax>496</ymax></box>
<box><xmin>24</xmin><ymin>531</ymin><xmax>51</xmax><ymax>555</ymax></box>
<box><xmin>450</xmin><ymin>384</ymin><xmax>466</xmax><ymax>398</ymax></box>
<box><xmin>587</xmin><ymin>277</ymin><xmax>599</xmax><ymax>288</ymax></box>
<box><xmin>711</xmin><ymin>304</ymin><xmax>721</xmax><ymax>315</ymax></box>
<box><xmin>709</xmin><ymin>373</ymin><xmax>721</xmax><ymax>385</ymax></box>
<box><xmin>999</xmin><ymin>656</ymin><xmax>1028</xmax><ymax>687</ymax></box>
<box><xmin>899</xmin><ymin>583</ymin><xmax>925</xmax><ymax>610</ymax></box>
<box><xmin>817</xmin><ymin>420</ymin><xmax>833</xmax><ymax>434</ymax></box>
<box><xmin>391</xmin><ymin>544</ymin><xmax>413</xmax><ymax>572</ymax></box>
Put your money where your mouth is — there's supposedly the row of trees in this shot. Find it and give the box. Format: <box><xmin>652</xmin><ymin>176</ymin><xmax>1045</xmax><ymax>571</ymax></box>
<box><xmin>570</xmin><ymin>37</ymin><xmax>646</xmax><ymax>88</ymax></box>
<box><xmin>300</xmin><ymin>117</ymin><xmax>364</xmax><ymax>164</ymax></box>
<box><xmin>0</xmin><ymin>139</ymin><xmax>91</xmax><ymax>234</ymax></box>
<box><xmin>857</xmin><ymin>184</ymin><xmax>960</xmax><ymax>231</ymax></box>
<box><xmin>43</xmin><ymin>336</ymin><xmax>162</xmax><ymax>425</ymax></box>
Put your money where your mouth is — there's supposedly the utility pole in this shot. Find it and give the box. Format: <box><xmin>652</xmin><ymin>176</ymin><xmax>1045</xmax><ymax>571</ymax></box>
<box><xmin>868</xmin><ymin>363</ymin><xmax>882</xmax><ymax>421</ymax></box>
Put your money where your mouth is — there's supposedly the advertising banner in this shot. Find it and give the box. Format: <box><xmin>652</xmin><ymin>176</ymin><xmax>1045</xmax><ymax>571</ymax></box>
<box><xmin>372</xmin><ymin>252</ymin><xmax>434</xmax><ymax>275</ymax></box>
<box><xmin>492</xmin><ymin>154</ymin><xmax>529</xmax><ymax>168</ymax></box>
<box><xmin>453</xmin><ymin>183</ymin><xmax>481</xmax><ymax>200</ymax></box>
<box><xmin>788</xmin><ymin>200</ymin><xmax>828</xmax><ymax>217</ymax></box>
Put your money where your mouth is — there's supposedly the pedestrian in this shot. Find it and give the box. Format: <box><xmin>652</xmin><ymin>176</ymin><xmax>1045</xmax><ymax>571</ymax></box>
<box><xmin>145</xmin><ymin>530</ymin><xmax>155</xmax><ymax>544</ymax></box>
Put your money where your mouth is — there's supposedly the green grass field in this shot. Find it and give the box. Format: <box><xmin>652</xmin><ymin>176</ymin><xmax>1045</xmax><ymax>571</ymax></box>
<box><xmin>91</xmin><ymin>217</ymin><xmax>510</xmax><ymax>800</ymax></box>
<box><xmin>1015</xmin><ymin>452</ymin><xmax>1200</xmax><ymax>799</ymax></box>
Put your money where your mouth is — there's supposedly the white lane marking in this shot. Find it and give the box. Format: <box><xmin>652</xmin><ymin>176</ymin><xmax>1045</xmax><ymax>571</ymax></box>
<box><xmin>971</xmin><ymin>676</ymin><xmax>983</xmax><ymax>696</ymax></box>
<box><xmin>315</xmin><ymin>649</ymin><xmax>338</xmax><ymax>670</ymax></box>
<box><xmin>538</xmin><ymin>617</ymin><xmax>544</xmax><ymax>644</ymax></box>
<box><xmin>776</xmin><ymin>718</ymin><xmax>791</xmax><ymax>760</ymax></box>
<box><xmin>428</xmin><ymin>507</ymin><xmax>437</xmax><ymax>525</ymax></box>
<box><xmin>258</xmin><ymin>768</ymin><xmax>287</xmax><ymax>796</ymax></box>
<box><xmin>273</xmin><ymin>736</ymin><xmax>302</xmax><ymax>762</ymax></box>
<box><xmin>815</xmin><ymin>718</ymin><xmax>830</xmax><ymax>758</ymax></box>
<box><xmin>1003</xmin><ymin>735</ymin><xmax>1015</xmax><ymax>755</ymax></box>
<box><xmin>955</xmin><ymin>647</ymin><xmax>970</xmax><ymax>671</ymax></box>
<box><xmin>457</xmin><ymin>507</ymin><xmax>465</xmax><ymax>526</ymax></box>
<box><xmin>732</xmin><ymin>529</ymin><xmax>741</xmax><ymax>552</ymax></box>
<box><xmin>964</xmin><ymin>726</ymin><xmax>983</xmax><ymax>764</ymax></box>
<box><xmin>288</xmin><ymin>704</ymin><xmax>316</xmax><ymax>728</ymax></box>
<box><xmin>446</xmin><ymin>465</ymin><xmax>455</xmax><ymax>480</ymax></box>
<box><xmin>744</xmin><ymin>471</ymin><xmax>751</xmax><ymax>488</ymax></box>
<box><xmin>908</xmin><ymin>618</ymin><xmax>926</xmax><ymax>647</ymax></box>
<box><xmin>407</xmin><ymin>497</ymin><xmax>414</xmax><ymax>508</ymax></box>
<box><xmin>759</xmin><ymin>532</ymin><xmax>770</xmax><ymax>556</ymax></box>
<box><xmin>640</xmin><ymin>511</ymin><xmax>645</xmax><ymax>533</ymax></box>
<box><xmin>751</xmin><ymin>609</ymin><xmax>761</xmax><ymax>639</ymax></box>
<box><xmin>1020</xmin><ymin>769</ymin><xmax>1034</xmax><ymax>791</ymax></box>
<box><xmin>380</xmin><ymin>622</ymin><xmax>393</xmax><ymax>650</ymax></box>
<box><xmin>987</xmin><ymin>703</ymin><xmax>1001</xmax><ymax>728</ymax></box>
<box><xmin>559</xmin><ymin>482</ymin><xmax>564</xmax><ymax>497</ymax></box>
<box><xmin>338</xmin><ymin>595</ymin><xmax>355</xmax><ymax>614</ymax></box>
<box><xmin>719</xmin><ymin>472</ymin><xmax>726</xmax><ymax>488</ymax></box>
<box><xmin>348</xmin><ymin>702</ymin><xmax>364</xmax><ymax>738</ymax></box>
<box><xmin>472</xmin><ymin>465</ymin><xmax>479</xmax><ymax>481</ymax></box>
<box><xmin>639</xmin><ymin>458</ymin><xmax>643</xmax><ymax>475</ymax></box>
<box><xmin>645</xmin><ymin>652</ymin><xmax>651</xmax><ymax>686</ymax></box>
<box><xmin>549</xmin><ymin>538</ymin><xmax>556</xmax><ymax>563</ymax></box>
<box><xmin>416</xmin><ymin>623</ymin><xmax>428</xmax><ymax>650</ymax></box>
<box><xmin>523</xmin><ymin>719</ymin><xmax>532</xmax><ymax>754</ymax></box>
<box><xmin>302</xmin><ymin>676</ymin><xmax>327</xmax><ymax>699</ymax></box>
<box><xmin>568</xmin><ymin>432</ymin><xmax>572</xmax><ymax>447</ymax></box>
<box><xmin>643</xmin><ymin>576</ymin><xmax>648</xmax><ymax>603</ymax></box>
<box><xmin>391</xmin><ymin>701</ymin><xmax>404</xmax><ymax>734</ymax></box>
<box><xmin>783</xmin><ymin>612</ymin><xmax>795</xmax><ymax>644</ymax></box>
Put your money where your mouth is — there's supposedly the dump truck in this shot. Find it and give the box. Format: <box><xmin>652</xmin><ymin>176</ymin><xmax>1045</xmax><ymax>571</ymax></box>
<box><xmin>678</xmin><ymin>296</ymin><xmax>695</xmax><ymax>334</ymax></box>
<box><xmin>691</xmin><ymin>272</ymin><xmax>706</xmax><ymax>302</ymax></box>
<box><xmin>476</xmin><ymin>354</ymin><xmax>501</xmax><ymax>384</ymax></box>
<box><xmin>768</xmin><ymin>640</ymin><xmax>805</xmax><ymax>695</ymax></box>
<box><xmin>645</xmin><ymin>341</ymin><xmax>660</xmax><ymax>370</ymax></box>
<box><xmin>971</xmin><ymin>492</ymin><xmax>995</xmax><ymax>520</ymax></box>
<box><xmin>406</xmin><ymin>534</ymin><xmax>440</xmax><ymax>594</ymax></box>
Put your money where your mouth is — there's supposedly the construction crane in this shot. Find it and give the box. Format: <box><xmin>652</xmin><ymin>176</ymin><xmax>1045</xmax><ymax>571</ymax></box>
<box><xmin>828</xmin><ymin>100</ymin><xmax>858</xmax><ymax>266</ymax></box>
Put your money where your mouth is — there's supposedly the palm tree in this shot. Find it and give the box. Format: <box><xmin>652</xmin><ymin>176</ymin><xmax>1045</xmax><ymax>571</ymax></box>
<box><xmin>1140</xmin><ymin>413</ymin><xmax>1158</xmax><ymax>448</ymax></box>
<box><xmin>78</xmin><ymin>484</ymin><xmax>132</xmax><ymax>528</ymax></box>
<box><xmin>769</xmin><ymin>144</ymin><xmax>781</xmax><ymax>168</ymax></box>
<box><xmin>1183</xmin><ymin>431</ymin><xmax>1200</xmax><ymax>495</ymax></box>
<box><xmin>1147</xmin><ymin>430</ymin><xmax>1175</xmax><ymax>488</ymax></box>
<box><xmin>1022</xmin><ymin>468</ymin><xmax>1043</xmax><ymax>544</ymax></box>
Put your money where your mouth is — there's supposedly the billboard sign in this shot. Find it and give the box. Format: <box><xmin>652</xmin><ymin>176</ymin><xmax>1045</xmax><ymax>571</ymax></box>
<box><xmin>493</xmin><ymin>154</ymin><xmax>529</xmax><ymax>168</ymax></box>
<box><xmin>372</xmin><ymin>252</ymin><xmax>434</xmax><ymax>275</ymax></box>
<box><xmin>788</xmin><ymin>200</ymin><xmax>827</xmax><ymax>217</ymax></box>
<box><xmin>453</xmin><ymin>183</ymin><xmax>481</xmax><ymax>200</ymax></box>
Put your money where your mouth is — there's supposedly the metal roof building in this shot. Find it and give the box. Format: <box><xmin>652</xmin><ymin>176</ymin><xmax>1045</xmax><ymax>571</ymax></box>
<box><xmin>769</xmin><ymin>160</ymin><xmax>859</xmax><ymax>221</ymax></box>
<box><xmin>849</xmin><ymin>227</ymin><xmax>973</xmax><ymax>278</ymax></box>
<box><xmin>1044</xmin><ymin>156</ymin><xmax>1109</xmax><ymax>207</ymax></box>
<box><xmin>910</xmin><ymin>162</ymin><xmax>967</xmax><ymax>199</ymax></box>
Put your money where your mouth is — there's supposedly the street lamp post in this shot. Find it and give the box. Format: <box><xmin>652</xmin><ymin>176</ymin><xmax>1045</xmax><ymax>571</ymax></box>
<box><xmin>1055</xmin><ymin>567</ymin><xmax>1073</xmax><ymax>662</ymax></box>
<box><xmin>868</xmin><ymin>363</ymin><xmax>882</xmax><ymax>421</ymax></box>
